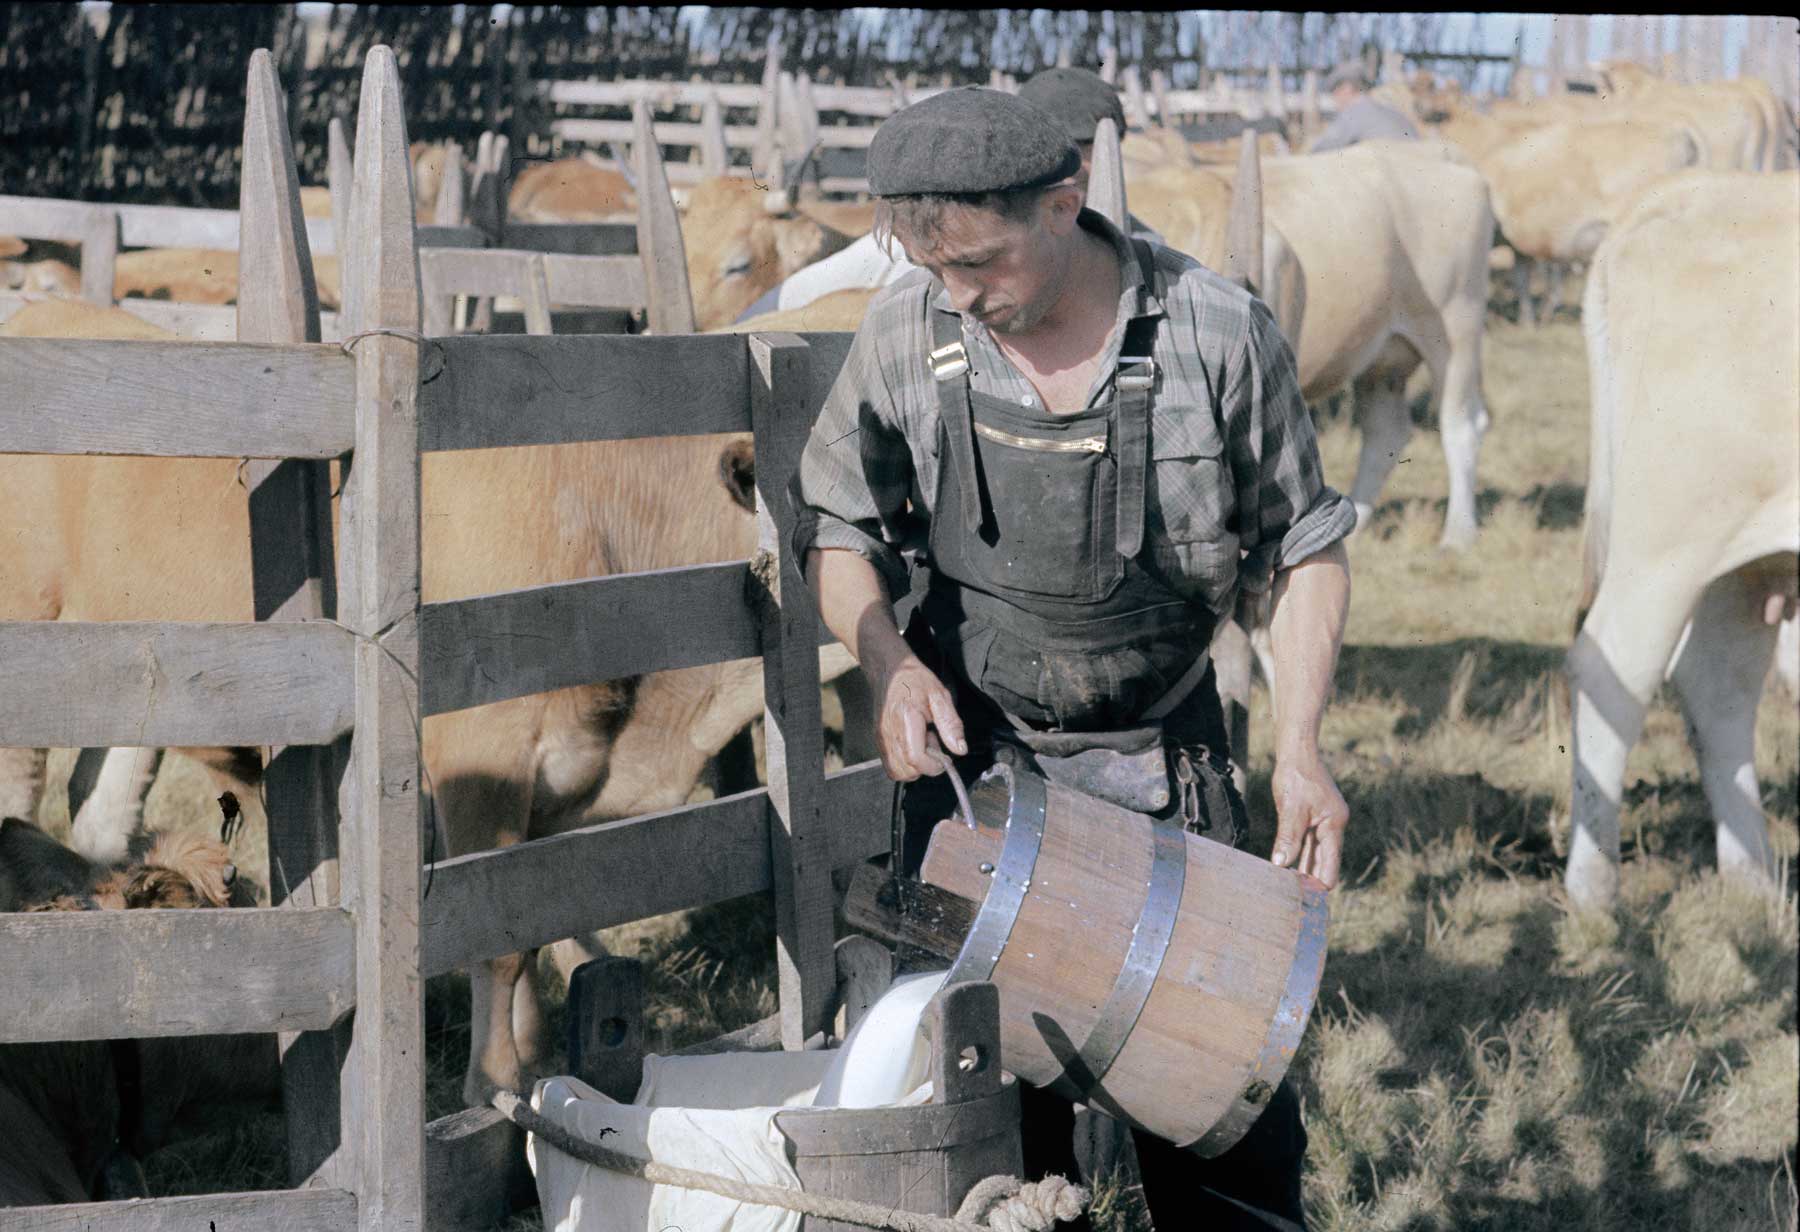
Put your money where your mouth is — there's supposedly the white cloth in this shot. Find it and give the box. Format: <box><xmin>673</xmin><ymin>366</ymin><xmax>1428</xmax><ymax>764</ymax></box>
<box><xmin>530</xmin><ymin>1073</ymin><xmax>808</xmax><ymax>1232</ymax></box>
<box><xmin>770</xmin><ymin>232</ymin><xmax>918</xmax><ymax>312</ymax></box>
<box><xmin>529</xmin><ymin>972</ymin><xmax>949</xmax><ymax>1231</ymax></box>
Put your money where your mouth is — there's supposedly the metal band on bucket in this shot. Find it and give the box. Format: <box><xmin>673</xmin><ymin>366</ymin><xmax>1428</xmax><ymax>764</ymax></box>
<box><xmin>942</xmin><ymin>764</ymin><xmax>1046</xmax><ymax>987</ymax></box>
<box><xmin>1186</xmin><ymin>875</ymin><xmax>1332</xmax><ymax>1157</ymax></box>
<box><xmin>1048</xmin><ymin>815</ymin><xmax>1187</xmax><ymax>1104</ymax></box>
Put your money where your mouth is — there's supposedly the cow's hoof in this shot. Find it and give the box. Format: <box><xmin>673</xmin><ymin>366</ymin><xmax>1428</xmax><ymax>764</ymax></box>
<box><xmin>1564</xmin><ymin>854</ymin><xmax>1621</xmax><ymax>914</ymax></box>
<box><xmin>1437</xmin><ymin>524</ymin><xmax>1478</xmax><ymax>553</ymax></box>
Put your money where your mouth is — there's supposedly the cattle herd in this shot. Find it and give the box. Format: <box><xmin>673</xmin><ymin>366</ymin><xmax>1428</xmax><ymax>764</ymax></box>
<box><xmin>0</xmin><ymin>38</ymin><xmax>1796</xmax><ymax>1221</ymax></box>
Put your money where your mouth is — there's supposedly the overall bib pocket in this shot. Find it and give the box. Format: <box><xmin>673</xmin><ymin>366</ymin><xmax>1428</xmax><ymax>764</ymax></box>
<box><xmin>1147</xmin><ymin>408</ymin><xmax>1239</xmax><ymax>614</ymax></box>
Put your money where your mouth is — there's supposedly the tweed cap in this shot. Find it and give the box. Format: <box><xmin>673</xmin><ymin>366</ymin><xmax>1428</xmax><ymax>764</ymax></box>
<box><xmin>1324</xmin><ymin>59</ymin><xmax>1372</xmax><ymax>93</ymax></box>
<box><xmin>1018</xmin><ymin>67</ymin><xmax>1127</xmax><ymax>142</ymax></box>
<box><xmin>868</xmin><ymin>86</ymin><xmax>1081</xmax><ymax>197</ymax></box>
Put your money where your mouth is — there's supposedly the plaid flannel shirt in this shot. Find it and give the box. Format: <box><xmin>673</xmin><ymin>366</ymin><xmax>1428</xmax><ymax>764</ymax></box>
<box><xmin>790</xmin><ymin>208</ymin><xmax>1354</xmax><ymax>615</ymax></box>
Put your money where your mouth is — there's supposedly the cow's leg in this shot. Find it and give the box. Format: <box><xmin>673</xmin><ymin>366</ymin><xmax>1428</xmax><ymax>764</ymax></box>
<box><xmin>1670</xmin><ymin>571</ymin><xmax>1781</xmax><ymax>889</ymax></box>
<box><xmin>0</xmin><ymin>746</ymin><xmax>47</xmax><ymax>823</ymax></box>
<box><xmin>1346</xmin><ymin>365</ymin><xmax>1414</xmax><ymax>532</ymax></box>
<box><xmin>1424</xmin><ymin>305</ymin><xmax>1491</xmax><ymax>551</ymax></box>
<box><xmin>1513</xmin><ymin>255</ymin><xmax>1537</xmax><ymax>327</ymax></box>
<box><xmin>1544</xmin><ymin>261</ymin><xmax>1568</xmax><ymax>322</ymax></box>
<box><xmin>1566</xmin><ymin>569</ymin><xmax>1705</xmax><ymax>910</ymax></box>
<box><xmin>510</xmin><ymin>946</ymin><xmax>549</xmax><ymax>1073</ymax></box>
<box><xmin>68</xmin><ymin>746</ymin><xmax>163</xmax><ymax>865</ymax></box>
<box><xmin>1776</xmin><ymin>614</ymin><xmax>1799</xmax><ymax>703</ymax></box>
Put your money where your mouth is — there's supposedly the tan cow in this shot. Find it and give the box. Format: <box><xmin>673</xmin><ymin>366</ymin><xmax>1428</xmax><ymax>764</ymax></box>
<box><xmin>680</xmin><ymin>175</ymin><xmax>857</xmax><ymax>331</ymax></box>
<box><xmin>1565</xmin><ymin>171</ymin><xmax>1799</xmax><ymax>911</ymax></box>
<box><xmin>507</xmin><ymin>156</ymin><xmax>637</xmax><ymax>222</ymax></box>
<box><xmin>0</xmin><ymin>298</ymin><xmax>853</xmax><ymax>1105</ymax></box>
<box><xmin>1140</xmin><ymin>141</ymin><xmax>1496</xmax><ymax>548</ymax></box>
<box><xmin>1594</xmin><ymin>61</ymin><xmax>1784</xmax><ymax>171</ymax></box>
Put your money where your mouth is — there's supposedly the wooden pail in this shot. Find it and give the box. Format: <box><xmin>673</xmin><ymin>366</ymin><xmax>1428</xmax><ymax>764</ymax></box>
<box><xmin>920</xmin><ymin>760</ymin><xmax>1329</xmax><ymax>1155</ymax></box>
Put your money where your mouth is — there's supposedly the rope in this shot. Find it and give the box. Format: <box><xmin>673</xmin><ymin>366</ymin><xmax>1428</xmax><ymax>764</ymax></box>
<box><xmin>491</xmin><ymin>1089</ymin><xmax>1088</xmax><ymax>1232</ymax></box>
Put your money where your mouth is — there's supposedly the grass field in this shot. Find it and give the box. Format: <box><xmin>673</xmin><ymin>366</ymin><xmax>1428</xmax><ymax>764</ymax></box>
<box><xmin>34</xmin><ymin>316</ymin><xmax>1797</xmax><ymax>1230</ymax></box>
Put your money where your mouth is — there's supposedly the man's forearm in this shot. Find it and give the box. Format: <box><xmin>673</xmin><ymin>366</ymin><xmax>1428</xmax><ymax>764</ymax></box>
<box><xmin>1268</xmin><ymin>541</ymin><xmax>1350</xmax><ymax>763</ymax></box>
<box><xmin>805</xmin><ymin>547</ymin><xmax>915</xmax><ymax>680</ymax></box>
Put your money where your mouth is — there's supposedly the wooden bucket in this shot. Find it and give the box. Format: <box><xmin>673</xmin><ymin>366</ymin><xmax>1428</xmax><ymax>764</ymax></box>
<box><xmin>776</xmin><ymin>980</ymin><xmax>1021</xmax><ymax>1232</ymax></box>
<box><xmin>919</xmin><ymin>760</ymin><xmax>1329</xmax><ymax>1155</ymax></box>
<box><xmin>566</xmin><ymin>952</ymin><xmax>1022</xmax><ymax>1231</ymax></box>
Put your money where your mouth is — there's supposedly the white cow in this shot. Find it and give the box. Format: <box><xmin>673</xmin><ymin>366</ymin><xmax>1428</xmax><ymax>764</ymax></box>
<box><xmin>1565</xmin><ymin>170</ymin><xmax>1799</xmax><ymax>909</ymax></box>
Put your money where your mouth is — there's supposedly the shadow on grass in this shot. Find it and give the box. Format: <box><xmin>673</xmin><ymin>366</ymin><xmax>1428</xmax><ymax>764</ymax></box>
<box><xmin>1367</xmin><ymin>481</ymin><xmax>1583</xmax><ymax>535</ymax></box>
<box><xmin>1335</xmin><ymin>639</ymin><xmax>1566</xmax><ymax>736</ymax></box>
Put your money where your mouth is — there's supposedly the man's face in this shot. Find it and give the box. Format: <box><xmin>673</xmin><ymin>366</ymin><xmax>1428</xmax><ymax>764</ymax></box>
<box><xmin>894</xmin><ymin>187</ymin><xmax>1082</xmax><ymax>336</ymax></box>
<box><xmin>1331</xmin><ymin>82</ymin><xmax>1361</xmax><ymax>110</ymax></box>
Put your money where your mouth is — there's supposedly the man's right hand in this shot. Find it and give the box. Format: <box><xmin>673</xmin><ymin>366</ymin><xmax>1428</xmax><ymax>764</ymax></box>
<box><xmin>871</xmin><ymin>656</ymin><xmax>967</xmax><ymax>782</ymax></box>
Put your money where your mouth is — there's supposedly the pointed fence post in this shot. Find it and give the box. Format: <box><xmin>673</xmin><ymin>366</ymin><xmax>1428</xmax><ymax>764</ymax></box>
<box><xmin>1122</xmin><ymin>65</ymin><xmax>1148</xmax><ymax>128</ymax></box>
<box><xmin>434</xmin><ymin>140</ymin><xmax>466</xmax><ymax>227</ymax></box>
<box><xmin>1088</xmin><ymin>117</ymin><xmax>1128</xmax><ymax>233</ymax></box>
<box><xmin>1301</xmin><ymin>69</ymin><xmax>1321</xmax><ymax>142</ymax></box>
<box><xmin>328</xmin><ymin>116</ymin><xmax>355</xmax><ymax>314</ymax></box>
<box><xmin>1150</xmin><ymin>68</ymin><xmax>1174</xmax><ymax>129</ymax></box>
<box><xmin>1224</xmin><ymin>129</ymin><xmax>1263</xmax><ymax>295</ymax></box>
<box><xmin>699</xmin><ymin>90</ymin><xmax>729</xmax><ymax>176</ymax></box>
<box><xmin>632</xmin><ymin>100</ymin><xmax>696</xmax><ymax>334</ymax></box>
<box><xmin>1265</xmin><ymin>62</ymin><xmax>1285</xmax><ymax>123</ymax></box>
<box><xmin>340</xmin><ymin>43</ymin><xmax>426</xmax><ymax>1232</ymax></box>
<box><xmin>239</xmin><ymin>44</ymin><xmax>350</xmax><ymax>1193</ymax></box>
<box><xmin>748</xmin><ymin>332</ymin><xmax>835</xmax><ymax>1050</ymax></box>
<box><xmin>755</xmin><ymin>41</ymin><xmax>782</xmax><ymax>179</ymax></box>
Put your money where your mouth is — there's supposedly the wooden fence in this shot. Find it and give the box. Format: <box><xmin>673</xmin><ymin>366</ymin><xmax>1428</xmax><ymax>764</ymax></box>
<box><xmin>0</xmin><ymin>43</ymin><xmax>888</xmax><ymax>1231</ymax></box>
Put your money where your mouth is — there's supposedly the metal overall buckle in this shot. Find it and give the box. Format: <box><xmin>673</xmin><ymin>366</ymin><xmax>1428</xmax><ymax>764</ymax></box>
<box><xmin>930</xmin><ymin>340</ymin><xmax>969</xmax><ymax>381</ymax></box>
<box><xmin>1117</xmin><ymin>354</ymin><xmax>1156</xmax><ymax>392</ymax></box>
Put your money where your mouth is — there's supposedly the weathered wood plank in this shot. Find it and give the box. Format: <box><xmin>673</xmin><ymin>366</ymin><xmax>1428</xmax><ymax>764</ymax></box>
<box><xmin>0</xmin><ymin>338</ymin><xmax>354</xmax><ymax>458</ymax></box>
<box><xmin>0</xmin><ymin>1189</ymin><xmax>357</xmax><ymax>1232</ymax></box>
<box><xmin>422</xmin><ymin>763</ymin><xmax>892</xmax><ymax>977</ymax></box>
<box><xmin>1089</xmin><ymin>118</ymin><xmax>1128</xmax><ymax>235</ymax></box>
<box><xmin>79</xmin><ymin>207</ymin><xmax>119</xmax><ymax>305</ymax></box>
<box><xmin>538</xmin><ymin>79</ymin><xmax>763</xmax><ymax>109</ymax></box>
<box><xmin>417</xmin><ymin>248</ymin><xmax>647</xmax><ymax>310</ymax></box>
<box><xmin>0</xmin><ymin>193</ymin><xmax>337</xmax><ymax>256</ymax></box>
<box><xmin>424</xmin><ymin>1107</ymin><xmax>534</xmax><ymax>1231</ymax></box>
<box><xmin>633</xmin><ymin>100</ymin><xmax>698</xmax><ymax>334</ymax></box>
<box><xmin>417</xmin><ymin>224</ymin><xmax>488</xmax><ymax>249</ymax></box>
<box><xmin>420</xmin><ymin>563</ymin><xmax>758</xmax><ymax>717</ymax></box>
<box><xmin>435</xmin><ymin>141</ymin><xmax>467</xmax><ymax>228</ymax></box>
<box><xmin>239</xmin><ymin>48</ymin><xmax>350</xmax><ymax>1193</ymax></box>
<box><xmin>749</xmin><ymin>333</ymin><xmax>836</xmax><ymax>1049</ymax></box>
<box><xmin>498</xmin><ymin>221</ymin><xmax>637</xmax><ymax>257</ymax></box>
<box><xmin>0</xmin><ymin>620</ymin><xmax>353</xmax><ymax>748</ymax></box>
<box><xmin>550</xmin><ymin>116</ymin><xmax>762</xmax><ymax>148</ymax></box>
<box><xmin>417</xmin><ymin>334</ymin><xmax>749</xmax><ymax>451</ymax></box>
<box><xmin>842</xmin><ymin>865</ymin><xmax>975</xmax><ymax>963</ymax></box>
<box><xmin>0</xmin><ymin>908</ymin><xmax>354</xmax><ymax>1042</ymax></box>
<box><xmin>338</xmin><ymin>44</ymin><xmax>426</xmax><ymax>1232</ymax></box>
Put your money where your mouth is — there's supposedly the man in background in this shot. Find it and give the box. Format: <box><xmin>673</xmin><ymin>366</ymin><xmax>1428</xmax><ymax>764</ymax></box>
<box><xmin>1309</xmin><ymin>59</ymin><xmax>1420</xmax><ymax>153</ymax></box>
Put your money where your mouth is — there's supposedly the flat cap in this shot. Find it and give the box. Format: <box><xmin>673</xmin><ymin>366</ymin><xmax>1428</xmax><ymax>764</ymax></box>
<box><xmin>868</xmin><ymin>86</ymin><xmax>1081</xmax><ymax>197</ymax></box>
<box><xmin>1018</xmin><ymin>67</ymin><xmax>1127</xmax><ymax>142</ymax></box>
<box><xmin>1324</xmin><ymin>60</ymin><xmax>1372</xmax><ymax>93</ymax></box>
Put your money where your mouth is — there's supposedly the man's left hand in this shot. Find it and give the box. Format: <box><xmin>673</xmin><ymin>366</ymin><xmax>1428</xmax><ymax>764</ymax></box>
<box><xmin>1270</xmin><ymin>756</ymin><xmax>1349</xmax><ymax>889</ymax></box>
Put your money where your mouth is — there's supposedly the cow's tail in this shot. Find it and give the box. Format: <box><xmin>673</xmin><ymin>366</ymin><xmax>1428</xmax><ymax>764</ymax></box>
<box><xmin>1576</xmin><ymin>228</ymin><xmax>1618</xmax><ymax>634</ymax></box>
<box><xmin>1224</xmin><ymin>129</ymin><xmax>1264</xmax><ymax>295</ymax></box>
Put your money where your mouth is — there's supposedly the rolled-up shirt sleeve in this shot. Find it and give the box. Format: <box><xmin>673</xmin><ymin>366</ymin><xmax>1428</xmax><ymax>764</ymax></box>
<box><xmin>788</xmin><ymin>319</ymin><xmax>916</xmax><ymax>600</ymax></box>
<box><xmin>1223</xmin><ymin>296</ymin><xmax>1357</xmax><ymax>594</ymax></box>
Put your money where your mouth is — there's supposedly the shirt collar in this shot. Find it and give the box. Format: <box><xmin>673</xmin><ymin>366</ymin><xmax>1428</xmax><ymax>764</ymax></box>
<box><xmin>929</xmin><ymin>206</ymin><xmax>1165</xmax><ymax>324</ymax></box>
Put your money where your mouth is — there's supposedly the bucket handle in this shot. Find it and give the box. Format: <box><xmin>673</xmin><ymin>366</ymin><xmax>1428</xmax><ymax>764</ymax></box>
<box><xmin>925</xmin><ymin>733</ymin><xmax>976</xmax><ymax>830</ymax></box>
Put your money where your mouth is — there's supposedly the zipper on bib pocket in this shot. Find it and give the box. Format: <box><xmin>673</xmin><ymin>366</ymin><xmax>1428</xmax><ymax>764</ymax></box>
<box><xmin>973</xmin><ymin>421</ymin><xmax>1107</xmax><ymax>453</ymax></box>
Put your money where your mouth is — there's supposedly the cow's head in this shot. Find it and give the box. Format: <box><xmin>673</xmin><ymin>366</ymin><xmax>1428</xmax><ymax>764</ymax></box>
<box><xmin>2</xmin><ymin>258</ymin><xmax>80</xmax><ymax>296</ymax></box>
<box><xmin>682</xmin><ymin>171</ymin><xmax>855</xmax><ymax>331</ymax></box>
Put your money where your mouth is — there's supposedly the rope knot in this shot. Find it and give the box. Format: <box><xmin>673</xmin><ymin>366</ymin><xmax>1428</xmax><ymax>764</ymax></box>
<box><xmin>955</xmin><ymin>1173</ymin><xmax>1089</xmax><ymax>1231</ymax></box>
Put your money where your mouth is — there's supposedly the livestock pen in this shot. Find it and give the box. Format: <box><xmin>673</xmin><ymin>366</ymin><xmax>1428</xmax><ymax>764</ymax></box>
<box><xmin>0</xmin><ymin>44</ymin><xmax>895</xmax><ymax>1230</ymax></box>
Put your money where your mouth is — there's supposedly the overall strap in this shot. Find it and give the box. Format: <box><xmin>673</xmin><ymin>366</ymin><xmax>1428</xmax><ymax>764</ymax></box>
<box><xmin>1114</xmin><ymin>239</ymin><xmax>1162</xmax><ymax>559</ymax></box>
<box><xmin>928</xmin><ymin>306</ymin><xmax>988</xmax><ymax>536</ymax></box>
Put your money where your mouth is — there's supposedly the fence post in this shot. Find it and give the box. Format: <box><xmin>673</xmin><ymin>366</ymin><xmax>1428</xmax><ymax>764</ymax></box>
<box><xmin>1122</xmin><ymin>65</ymin><xmax>1148</xmax><ymax>129</ymax></box>
<box><xmin>1087</xmin><ymin>117</ymin><xmax>1128</xmax><ymax>233</ymax></box>
<box><xmin>699</xmin><ymin>89</ymin><xmax>729</xmax><ymax>176</ymax></box>
<box><xmin>632</xmin><ymin>101</ymin><xmax>696</xmax><ymax>334</ymax></box>
<box><xmin>340</xmin><ymin>43</ymin><xmax>426</xmax><ymax>1232</ymax></box>
<box><xmin>1150</xmin><ymin>68</ymin><xmax>1173</xmax><ymax>129</ymax></box>
<box><xmin>78</xmin><ymin>208</ymin><xmax>119</xmax><ymax>306</ymax></box>
<box><xmin>755</xmin><ymin>39</ymin><xmax>782</xmax><ymax>179</ymax></box>
<box><xmin>1265</xmin><ymin>61</ymin><xmax>1285</xmax><ymax>123</ymax></box>
<box><xmin>328</xmin><ymin>115</ymin><xmax>354</xmax><ymax>289</ymax></box>
<box><xmin>238</xmin><ymin>46</ymin><xmax>351</xmax><ymax>1191</ymax></box>
<box><xmin>1301</xmin><ymin>69</ymin><xmax>1321</xmax><ymax>141</ymax></box>
<box><xmin>434</xmin><ymin>140</ymin><xmax>466</xmax><ymax>227</ymax></box>
<box><xmin>748</xmin><ymin>332</ymin><xmax>836</xmax><ymax>1050</ymax></box>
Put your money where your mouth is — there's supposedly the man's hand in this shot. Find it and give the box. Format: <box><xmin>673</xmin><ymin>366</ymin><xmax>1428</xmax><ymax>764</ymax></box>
<box><xmin>871</xmin><ymin>656</ymin><xmax>967</xmax><ymax>781</ymax></box>
<box><xmin>1270</xmin><ymin>755</ymin><xmax>1349</xmax><ymax>888</ymax></box>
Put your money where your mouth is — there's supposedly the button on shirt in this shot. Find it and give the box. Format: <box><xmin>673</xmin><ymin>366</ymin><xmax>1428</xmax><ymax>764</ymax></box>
<box><xmin>790</xmin><ymin>208</ymin><xmax>1354</xmax><ymax>617</ymax></box>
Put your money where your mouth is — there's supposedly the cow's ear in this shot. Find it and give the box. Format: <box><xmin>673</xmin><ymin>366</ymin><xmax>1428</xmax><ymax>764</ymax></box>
<box><xmin>719</xmin><ymin>438</ymin><xmax>757</xmax><ymax>513</ymax></box>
